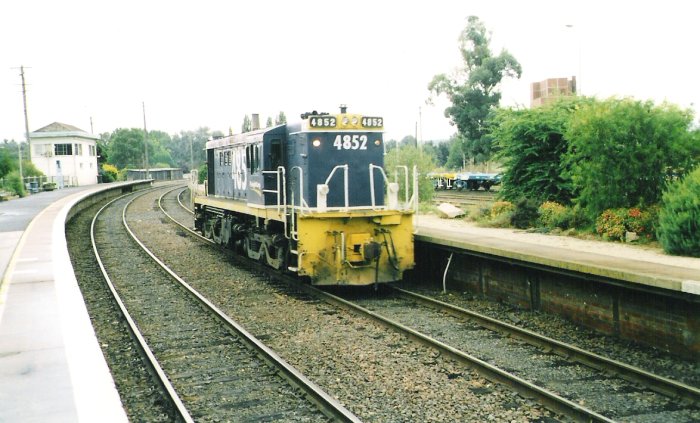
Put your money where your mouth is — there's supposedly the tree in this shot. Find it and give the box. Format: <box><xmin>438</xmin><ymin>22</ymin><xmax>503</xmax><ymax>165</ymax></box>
<box><xmin>107</xmin><ymin>128</ymin><xmax>147</xmax><ymax>169</ymax></box>
<box><xmin>492</xmin><ymin>98</ymin><xmax>590</xmax><ymax>205</ymax></box>
<box><xmin>275</xmin><ymin>111</ymin><xmax>287</xmax><ymax>125</ymax></box>
<box><xmin>428</xmin><ymin>16</ymin><xmax>521</xmax><ymax>164</ymax></box>
<box><xmin>242</xmin><ymin>115</ymin><xmax>252</xmax><ymax>133</ymax></box>
<box><xmin>400</xmin><ymin>135</ymin><xmax>417</xmax><ymax>148</ymax></box>
<box><xmin>147</xmin><ymin>130</ymin><xmax>174</xmax><ymax>168</ymax></box>
<box><xmin>445</xmin><ymin>134</ymin><xmax>467</xmax><ymax>169</ymax></box>
<box><xmin>0</xmin><ymin>144</ymin><xmax>16</xmax><ymax>179</ymax></box>
<box><xmin>384</xmin><ymin>145</ymin><xmax>436</xmax><ymax>205</ymax></box>
<box><xmin>565</xmin><ymin>98</ymin><xmax>698</xmax><ymax>220</ymax></box>
<box><xmin>170</xmin><ymin>127</ymin><xmax>212</xmax><ymax>172</ymax></box>
<box><xmin>421</xmin><ymin>141</ymin><xmax>450</xmax><ymax>168</ymax></box>
<box><xmin>266</xmin><ymin>116</ymin><xmax>273</xmax><ymax>128</ymax></box>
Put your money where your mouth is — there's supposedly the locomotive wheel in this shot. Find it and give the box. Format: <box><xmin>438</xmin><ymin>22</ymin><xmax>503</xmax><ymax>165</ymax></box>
<box><xmin>203</xmin><ymin>218</ymin><xmax>213</xmax><ymax>239</ymax></box>
<box><xmin>211</xmin><ymin>217</ymin><xmax>223</xmax><ymax>244</ymax></box>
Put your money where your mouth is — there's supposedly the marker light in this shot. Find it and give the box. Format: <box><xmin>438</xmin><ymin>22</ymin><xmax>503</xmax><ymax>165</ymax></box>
<box><xmin>374</xmin><ymin>140</ymin><xmax>381</xmax><ymax>146</ymax></box>
<box><xmin>312</xmin><ymin>139</ymin><xmax>321</xmax><ymax>147</ymax></box>
<box><xmin>342</xmin><ymin>117</ymin><xmax>349</xmax><ymax>125</ymax></box>
<box><xmin>351</xmin><ymin>117</ymin><xmax>358</xmax><ymax>125</ymax></box>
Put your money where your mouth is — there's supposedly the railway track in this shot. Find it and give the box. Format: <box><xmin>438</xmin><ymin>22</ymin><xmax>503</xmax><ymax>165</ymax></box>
<box><xmin>333</xmin><ymin>287</ymin><xmax>700</xmax><ymax>422</ymax></box>
<box><xmin>92</xmin><ymin>185</ymin><xmax>358</xmax><ymax>422</ymax></box>
<box><xmin>156</xmin><ymin>185</ymin><xmax>557</xmax><ymax>421</ymax></box>
<box><xmin>159</xmin><ymin>185</ymin><xmax>700</xmax><ymax>421</ymax></box>
<box><xmin>433</xmin><ymin>190</ymin><xmax>497</xmax><ymax>209</ymax></box>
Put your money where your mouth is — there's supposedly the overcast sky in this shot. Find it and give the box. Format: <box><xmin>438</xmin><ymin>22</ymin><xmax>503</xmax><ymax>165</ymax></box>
<box><xmin>1</xmin><ymin>0</ymin><xmax>697</xmax><ymax>144</ymax></box>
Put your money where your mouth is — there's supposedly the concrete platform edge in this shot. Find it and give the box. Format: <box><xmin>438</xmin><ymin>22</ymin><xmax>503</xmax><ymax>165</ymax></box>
<box><xmin>53</xmin><ymin>188</ymin><xmax>129</xmax><ymax>422</ymax></box>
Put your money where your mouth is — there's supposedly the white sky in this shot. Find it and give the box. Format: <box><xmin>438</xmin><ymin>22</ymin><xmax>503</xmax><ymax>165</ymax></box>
<box><xmin>1</xmin><ymin>0</ymin><xmax>698</xmax><ymax>144</ymax></box>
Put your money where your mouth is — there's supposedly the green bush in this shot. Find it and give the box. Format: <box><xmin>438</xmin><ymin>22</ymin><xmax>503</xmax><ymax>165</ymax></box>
<box><xmin>596</xmin><ymin>207</ymin><xmax>658</xmax><ymax>241</ymax></box>
<box><xmin>538</xmin><ymin>201</ymin><xmax>572</xmax><ymax>229</ymax></box>
<box><xmin>5</xmin><ymin>170</ymin><xmax>26</xmax><ymax>197</ymax></box>
<box><xmin>510</xmin><ymin>198</ymin><xmax>539</xmax><ymax>229</ymax></box>
<box><xmin>490</xmin><ymin>201</ymin><xmax>515</xmax><ymax>217</ymax></box>
<box><xmin>480</xmin><ymin>201</ymin><xmax>514</xmax><ymax>227</ymax></box>
<box><xmin>657</xmin><ymin>167</ymin><xmax>700</xmax><ymax>256</ymax></box>
<box><xmin>596</xmin><ymin>209</ymin><xmax>626</xmax><ymax>240</ymax></box>
<box><xmin>198</xmin><ymin>163</ymin><xmax>208</xmax><ymax>184</ymax></box>
<box><xmin>100</xmin><ymin>164</ymin><xmax>118</xmax><ymax>182</ymax></box>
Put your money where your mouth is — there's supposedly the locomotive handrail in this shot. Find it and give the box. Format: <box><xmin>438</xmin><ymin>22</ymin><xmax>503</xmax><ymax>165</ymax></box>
<box><xmin>324</xmin><ymin>165</ymin><xmax>349</xmax><ymax>210</ymax></box>
<box><xmin>262</xmin><ymin>166</ymin><xmax>286</xmax><ymax>213</ymax></box>
<box><xmin>394</xmin><ymin>165</ymin><xmax>409</xmax><ymax>208</ymax></box>
<box><xmin>289</xmin><ymin>166</ymin><xmax>309</xmax><ymax>241</ymax></box>
<box><xmin>369</xmin><ymin>164</ymin><xmax>389</xmax><ymax>210</ymax></box>
<box><xmin>290</xmin><ymin>166</ymin><xmax>309</xmax><ymax>214</ymax></box>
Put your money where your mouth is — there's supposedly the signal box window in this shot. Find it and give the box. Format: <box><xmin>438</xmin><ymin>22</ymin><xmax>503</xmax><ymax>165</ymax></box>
<box><xmin>54</xmin><ymin>143</ymin><xmax>73</xmax><ymax>156</ymax></box>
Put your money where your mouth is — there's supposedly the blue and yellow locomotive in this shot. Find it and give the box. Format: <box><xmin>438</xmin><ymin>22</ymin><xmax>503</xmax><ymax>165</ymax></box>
<box><xmin>192</xmin><ymin>106</ymin><xmax>416</xmax><ymax>286</ymax></box>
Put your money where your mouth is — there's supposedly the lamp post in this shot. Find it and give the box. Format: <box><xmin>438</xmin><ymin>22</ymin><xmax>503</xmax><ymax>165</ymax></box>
<box><xmin>565</xmin><ymin>24</ymin><xmax>582</xmax><ymax>95</ymax></box>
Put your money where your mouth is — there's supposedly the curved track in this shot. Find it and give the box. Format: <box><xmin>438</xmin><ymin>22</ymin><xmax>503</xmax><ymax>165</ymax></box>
<box><xmin>169</xmin><ymin>186</ymin><xmax>698</xmax><ymax>422</ymax></box>
<box><xmin>338</xmin><ymin>287</ymin><xmax>700</xmax><ymax>422</ymax></box>
<box><xmin>93</xmin><ymin>184</ymin><xmax>359</xmax><ymax>422</ymax></box>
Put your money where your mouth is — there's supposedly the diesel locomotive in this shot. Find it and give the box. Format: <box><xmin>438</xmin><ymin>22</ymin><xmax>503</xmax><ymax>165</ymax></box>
<box><xmin>192</xmin><ymin>106</ymin><xmax>416</xmax><ymax>286</ymax></box>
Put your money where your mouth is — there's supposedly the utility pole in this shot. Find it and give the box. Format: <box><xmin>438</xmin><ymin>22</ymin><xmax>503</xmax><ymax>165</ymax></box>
<box><xmin>190</xmin><ymin>136</ymin><xmax>194</xmax><ymax>175</ymax></box>
<box><xmin>142</xmin><ymin>102</ymin><xmax>150</xmax><ymax>180</ymax></box>
<box><xmin>19</xmin><ymin>65</ymin><xmax>32</xmax><ymax>182</ymax></box>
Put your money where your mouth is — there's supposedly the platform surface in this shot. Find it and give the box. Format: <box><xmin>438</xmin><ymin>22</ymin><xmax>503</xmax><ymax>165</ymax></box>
<box><xmin>0</xmin><ymin>185</ymin><xmax>128</xmax><ymax>422</ymax></box>
<box><xmin>414</xmin><ymin>214</ymin><xmax>700</xmax><ymax>296</ymax></box>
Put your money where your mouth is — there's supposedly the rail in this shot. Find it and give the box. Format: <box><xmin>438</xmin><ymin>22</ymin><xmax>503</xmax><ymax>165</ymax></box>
<box><xmin>394</xmin><ymin>286</ymin><xmax>700</xmax><ymax>406</ymax></box>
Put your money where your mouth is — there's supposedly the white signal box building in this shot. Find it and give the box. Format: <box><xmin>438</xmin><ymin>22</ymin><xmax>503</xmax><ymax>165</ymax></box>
<box><xmin>29</xmin><ymin>122</ymin><xmax>99</xmax><ymax>187</ymax></box>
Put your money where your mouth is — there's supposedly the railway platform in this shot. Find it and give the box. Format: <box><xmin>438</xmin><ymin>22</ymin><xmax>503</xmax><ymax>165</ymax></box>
<box><xmin>0</xmin><ymin>183</ymin><xmax>151</xmax><ymax>422</ymax></box>
<box><xmin>414</xmin><ymin>214</ymin><xmax>700</xmax><ymax>296</ymax></box>
<box><xmin>414</xmin><ymin>214</ymin><xmax>700</xmax><ymax>357</ymax></box>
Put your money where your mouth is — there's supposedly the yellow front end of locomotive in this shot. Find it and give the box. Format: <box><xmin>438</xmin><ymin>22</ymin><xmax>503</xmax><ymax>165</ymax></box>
<box><xmin>295</xmin><ymin>210</ymin><xmax>414</xmax><ymax>286</ymax></box>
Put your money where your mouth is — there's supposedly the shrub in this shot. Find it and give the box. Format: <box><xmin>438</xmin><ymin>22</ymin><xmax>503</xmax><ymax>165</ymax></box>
<box><xmin>510</xmin><ymin>198</ymin><xmax>539</xmax><ymax>229</ymax></box>
<box><xmin>657</xmin><ymin>167</ymin><xmax>700</xmax><ymax>256</ymax></box>
<box><xmin>538</xmin><ymin>201</ymin><xmax>572</xmax><ymax>229</ymax></box>
<box><xmin>101</xmin><ymin>164</ymin><xmax>119</xmax><ymax>182</ymax></box>
<box><xmin>198</xmin><ymin>163</ymin><xmax>208</xmax><ymax>184</ymax></box>
<box><xmin>596</xmin><ymin>209</ymin><xmax>627</xmax><ymax>240</ymax></box>
<box><xmin>5</xmin><ymin>170</ymin><xmax>26</xmax><ymax>197</ymax></box>
<box><xmin>596</xmin><ymin>207</ymin><xmax>659</xmax><ymax>241</ymax></box>
<box><xmin>491</xmin><ymin>201</ymin><xmax>515</xmax><ymax>217</ymax></box>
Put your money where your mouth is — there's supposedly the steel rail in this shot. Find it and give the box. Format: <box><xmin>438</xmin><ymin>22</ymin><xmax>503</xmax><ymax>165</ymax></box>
<box><xmin>90</xmin><ymin>188</ymin><xmax>195</xmax><ymax>423</ymax></box>
<box><xmin>160</xmin><ymin>184</ymin><xmax>611</xmax><ymax>421</ymax></box>
<box><xmin>294</xmin><ymin>282</ymin><xmax>614</xmax><ymax>422</ymax></box>
<box><xmin>150</xmin><ymin>186</ymin><xmax>362</xmax><ymax>422</ymax></box>
<box><xmin>393</xmin><ymin>286</ymin><xmax>700</xmax><ymax>406</ymax></box>
<box><xmin>175</xmin><ymin>186</ymin><xmax>193</xmax><ymax>214</ymax></box>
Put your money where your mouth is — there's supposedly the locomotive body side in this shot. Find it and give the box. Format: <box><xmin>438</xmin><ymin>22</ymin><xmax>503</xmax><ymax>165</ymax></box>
<box><xmin>193</xmin><ymin>109</ymin><xmax>415</xmax><ymax>286</ymax></box>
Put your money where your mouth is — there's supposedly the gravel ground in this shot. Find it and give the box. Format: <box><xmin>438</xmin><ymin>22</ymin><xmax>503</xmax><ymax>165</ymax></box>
<box><xmin>135</xmin><ymin>186</ymin><xmax>558</xmax><ymax>421</ymax></box>
<box><xmin>350</xmin><ymin>292</ymin><xmax>700</xmax><ymax>421</ymax></box>
<box><xmin>406</xmin><ymin>287</ymin><xmax>700</xmax><ymax>389</ymax></box>
<box><xmin>66</xmin><ymin>197</ymin><xmax>174</xmax><ymax>422</ymax></box>
<box><xmin>412</xmin><ymin>214</ymin><xmax>700</xmax><ymax>386</ymax></box>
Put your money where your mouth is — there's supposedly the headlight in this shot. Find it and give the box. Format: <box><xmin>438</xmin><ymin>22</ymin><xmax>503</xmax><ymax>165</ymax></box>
<box><xmin>312</xmin><ymin>139</ymin><xmax>321</xmax><ymax>147</ymax></box>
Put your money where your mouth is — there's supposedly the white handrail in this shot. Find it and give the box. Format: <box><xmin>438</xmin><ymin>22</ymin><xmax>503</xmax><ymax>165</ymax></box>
<box><xmin>324</xmin><ymin>165</ymin><xmax>349</xmax><ymax>210</ymax></box>
<box><xmin>395</xmin><ymin>165</ymin><xmax>409</xmax><ymax>208</ymax></box>
<box><xmin>369</xmin><ymin>164</ymin><xmax>392</xmax><ymax>210</ymax></box>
